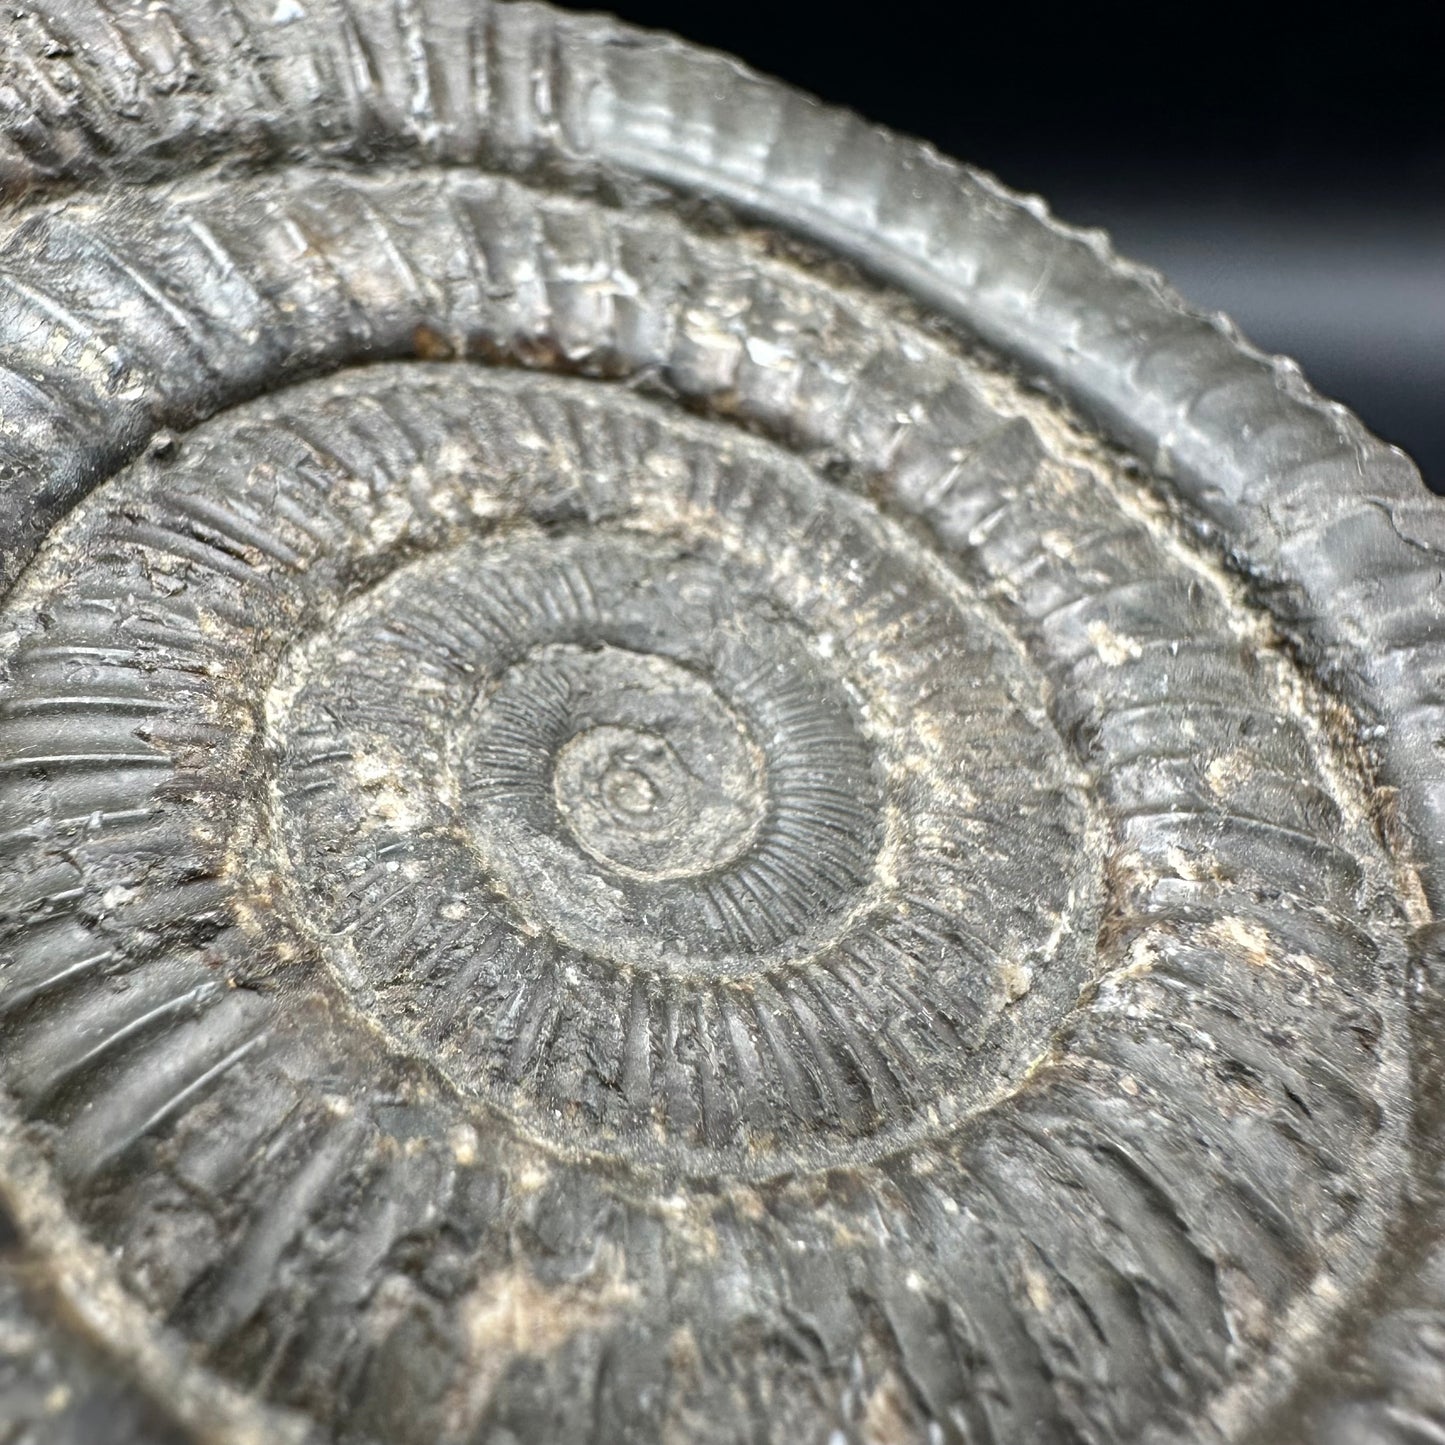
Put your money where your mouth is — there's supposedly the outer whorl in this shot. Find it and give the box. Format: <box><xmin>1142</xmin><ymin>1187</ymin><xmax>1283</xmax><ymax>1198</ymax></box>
<box><xmin>0</xmin><ymin>5</ymin><xmax>1440</xmax><ymax>1444</ymax></box>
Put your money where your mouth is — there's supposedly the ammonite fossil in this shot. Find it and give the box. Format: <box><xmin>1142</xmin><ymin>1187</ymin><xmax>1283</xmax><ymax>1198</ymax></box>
<box><xmin>0</xmin><ymin>4</ymin><xmax>1441</xmax><ymax>1443</ymax></box>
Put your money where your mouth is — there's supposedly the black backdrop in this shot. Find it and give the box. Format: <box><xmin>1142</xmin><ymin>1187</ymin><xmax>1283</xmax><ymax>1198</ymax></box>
<box><xmin>554</xmin><ymin>1</ymin><xmax>1445</xmax><ymax>487</ymax></box>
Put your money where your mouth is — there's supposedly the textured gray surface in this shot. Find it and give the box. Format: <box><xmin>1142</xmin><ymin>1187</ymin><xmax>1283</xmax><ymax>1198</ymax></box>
<box><xmin>0</xmin><ymin>3</ymin><xmax>1439</xmax><ymax>1442</ymax></box>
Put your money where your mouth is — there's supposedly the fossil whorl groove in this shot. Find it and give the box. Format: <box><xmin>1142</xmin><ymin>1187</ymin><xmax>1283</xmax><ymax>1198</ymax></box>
<box><xmin>0</xmin><ymin>3</ymin><xmax>1436</xmax><ymax>1444</ymax></box>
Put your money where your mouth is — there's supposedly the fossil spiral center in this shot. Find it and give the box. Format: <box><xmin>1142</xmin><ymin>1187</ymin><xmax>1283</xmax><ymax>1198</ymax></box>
<box><xmin>458</xmin><ymin>633</ymin><xmax>800</xmax><ymax>952</ymax></box>
<box><xmin>539</xmin><ymin>651</ymin><xmax>766</xmax><ymax>880</ymax></box>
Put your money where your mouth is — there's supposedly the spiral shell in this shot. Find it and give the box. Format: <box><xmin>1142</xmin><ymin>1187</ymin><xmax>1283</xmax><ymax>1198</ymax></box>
<box><xmin>0</xmin><ymin>5</ymin><xmax>1441</xmax><ymax>1444</ymax></box>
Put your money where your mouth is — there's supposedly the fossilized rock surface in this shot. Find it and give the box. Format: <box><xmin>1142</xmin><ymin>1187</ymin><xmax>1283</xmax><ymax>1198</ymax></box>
<box><xmin>0</xmin><ymin>4</ymin><xmax>1441</xmax><ymax>1443</ymax></box>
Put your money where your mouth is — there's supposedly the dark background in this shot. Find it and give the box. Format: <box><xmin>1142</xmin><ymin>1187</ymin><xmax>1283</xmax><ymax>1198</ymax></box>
<box><xmin>556</xmin><ymin>1</ymin><xmax>1444</xmax><ymax>488</ymax></box>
